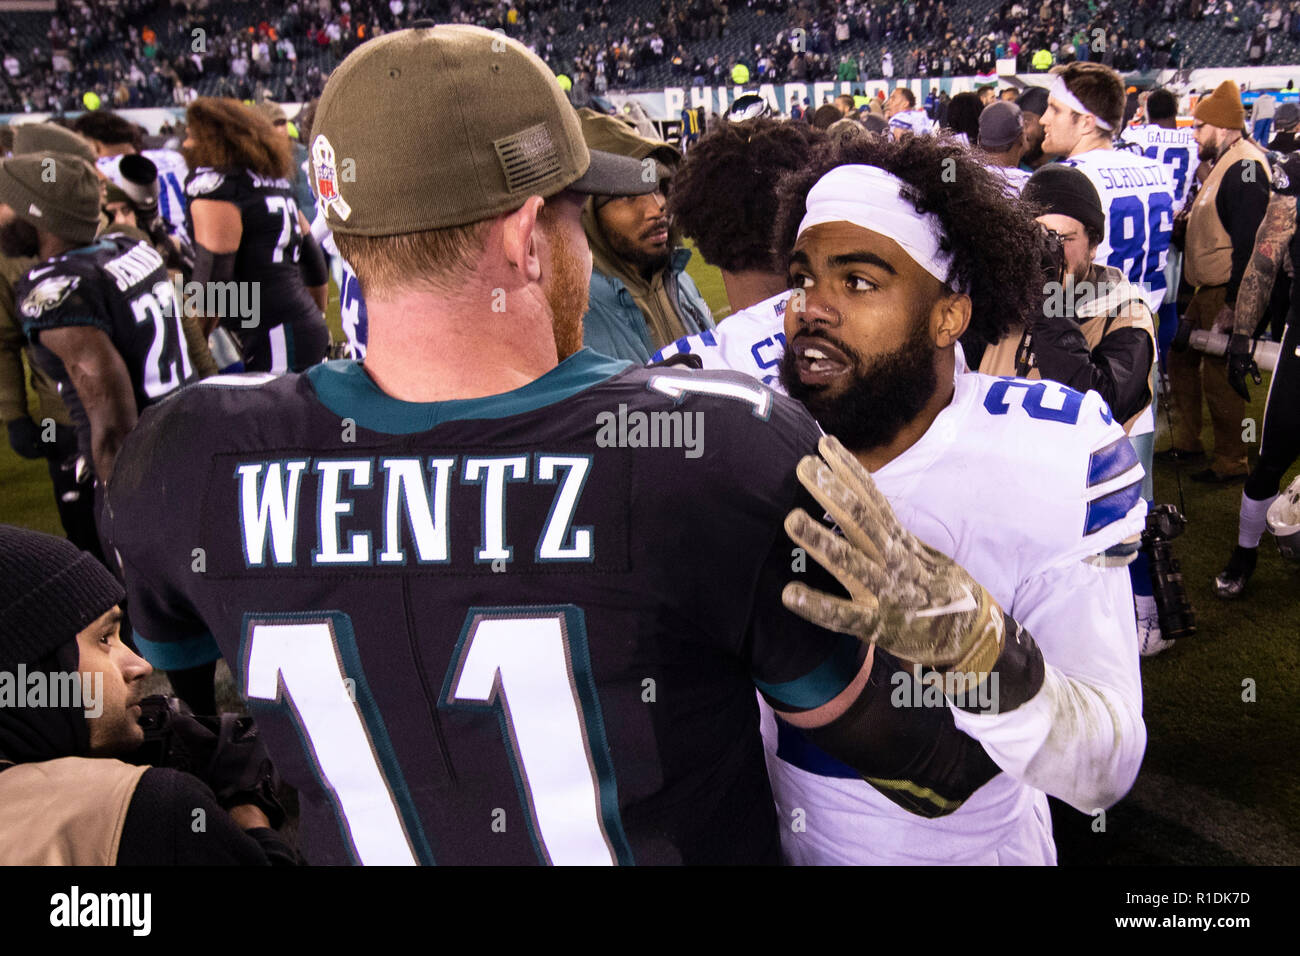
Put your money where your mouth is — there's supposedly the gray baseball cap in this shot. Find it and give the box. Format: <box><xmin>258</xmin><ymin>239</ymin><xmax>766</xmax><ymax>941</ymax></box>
<box><xmin>1276</xmin><ymin>102</ymin><xmax>1300</xmax><ymax>129</ymax></box>
<box><xmin>310</xmin><ymin>25</ymin><xmax>655</xmax><ymax>236</ymax></box>
<box><xmin>979</xmin><ymin>100</ymin><xmax>1024</xmax><ymax>150</ymax></box>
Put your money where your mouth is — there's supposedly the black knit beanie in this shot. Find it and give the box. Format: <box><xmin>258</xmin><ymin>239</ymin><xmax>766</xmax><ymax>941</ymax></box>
<box><xmin>1022</xmin><ymin>164</ymin><xmax>1106</xmax><ymax>247</ymax></box>
<box><xmin>0</xmin><ymin>524</ymin><xmax>124</xmax><ymax>669</ymax></box>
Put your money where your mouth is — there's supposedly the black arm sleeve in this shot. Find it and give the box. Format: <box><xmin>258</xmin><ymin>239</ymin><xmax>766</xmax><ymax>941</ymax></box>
<box><xmin>298</xmin><ymin>231</ymin><xmax>328</xmax><ymax>287</ymax></box>
<box><xmin>190</xmin><ymin>245</ymin><xmax>236</xmax><ymax>288</ymax></box>
<box><xmin>1030</xmin><ymin>316</ymin><xmax>1154</xmax><ymax>424</ymax></box>
<box><xmin>1218</xmin><ymin>160</ymin><xmax>1272</xmax><ymax>304</ymax></box>
<box><xmin>115</xmin><ymin>768</ymin><xmax>302</xmax><ymax>865</ymax></box>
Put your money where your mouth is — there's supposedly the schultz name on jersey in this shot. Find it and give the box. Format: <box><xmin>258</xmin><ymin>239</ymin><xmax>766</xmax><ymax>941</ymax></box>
<box><xmin>1064</xmin><ymin>147</ymin><xmax>1176</xmax><ymax>313</ymax></box>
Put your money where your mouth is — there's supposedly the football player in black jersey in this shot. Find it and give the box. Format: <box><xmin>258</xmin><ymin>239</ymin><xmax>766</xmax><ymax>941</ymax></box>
<box><xmin>107</xmin><ymin>26</ymin><xmax>1046</xmax><ymax>865</ymax></box>
<box><xmin>181</xmin><ymin>98</ymin><xmax>330</xmax><ymax>373</ymax></box>
<box><xmin>2</xmin><ymin>152</ymin><xmax>197</xmax><ymax>488</ymax></box>
<box><xmin>1213</xmin><ymin>151</ymin><xmax>1300</xmax><ymax>597</ymax></box>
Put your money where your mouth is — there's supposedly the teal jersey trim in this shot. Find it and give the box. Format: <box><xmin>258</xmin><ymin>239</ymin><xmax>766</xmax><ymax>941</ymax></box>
<box><xmin>62</xmin><ymin>240</ymin><xmax>116</xmax><ymax>258</ymax></box>
<box><xmin>754</xmin><ymin>635</ymin><xmax>862</xmax><ymax>711</ymax></box>
<box><xmin>133</xmin><ymin>629</ymin><xmax>222</xmax><ymax>670</ymax></box>
<box><xmin>305</xmin><ymin>348</ymin><xmax>633</xmax><ymax>435</ymax></box>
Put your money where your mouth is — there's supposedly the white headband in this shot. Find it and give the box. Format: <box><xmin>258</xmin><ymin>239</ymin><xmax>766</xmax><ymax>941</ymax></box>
<box><xmin>796</xmin><ymin>164</ymin><xmax>956</xmax><ymax>288</ymax></box>
<box><xmin>1049</xmin><ymin>75</ymin><xmax>1114</xmax><ymax>131</ymax></box>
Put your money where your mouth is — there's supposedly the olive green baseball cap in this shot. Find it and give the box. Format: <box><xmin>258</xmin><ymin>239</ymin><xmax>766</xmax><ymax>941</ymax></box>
<box><xmin>310</xmin><ymin>24</ymin><xmax>655</xmax><ymax>236</ymax></box>
<box><xmin>0</xmin><ymin>153</ymin><xmax>101</xmax><ymax>244</ymax></box>
<box><xmin>12</xmin><ymin>122</ymin><xmax>99</xmax><ymax>168</ymax></box>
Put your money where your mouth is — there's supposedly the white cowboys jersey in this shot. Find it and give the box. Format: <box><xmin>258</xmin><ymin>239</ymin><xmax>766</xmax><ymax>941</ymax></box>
<box><xmin>97</xmin><ymin>149</ymin><xmax>189</xmax><ymax>234</ymax></box>
<box><xmin>650</xmin><ymin>319</ymin><xmax>1148</xmax><ymax>863</ymax></box>
<box><xmin>310</xmin><ymin>207</ymin><xmax>368</xmax><ymax>359</ymax></box>
<box><xmin>1064</xmin><ymin>147</ymin><xmax>1176</xmax><ymax>314</ymax></box>
<box><xmin>761</xmin><ymin>371</ymin><xmax>1147</xmax><ymax>864</ymax></box>
<box><xmin>1119</xmin><ymin>124</ymin><xmax>1198</xmax><ymax>214</ymax></box>
<box><xmin>985</xmin><ymin>163</ymin><xmax>1032</xmax><ymax>197</ymax></box>
<box><xmin>651</xmin><ymin>291</ymin><xmax>790</xmax><ymax>386</ymax></box>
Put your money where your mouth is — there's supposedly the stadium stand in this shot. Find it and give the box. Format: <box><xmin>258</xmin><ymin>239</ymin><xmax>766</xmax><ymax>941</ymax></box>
<box><xmin>6</xmin><ymin>0</ymin><xmax>1300</xmax><ymax>113</ymax></box>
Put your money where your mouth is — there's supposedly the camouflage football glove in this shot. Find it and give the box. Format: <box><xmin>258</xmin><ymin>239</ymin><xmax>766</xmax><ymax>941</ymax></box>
<box><xmin>782</xmin><ymin>435</ymin><xmax>1005</xmax><ymax>689</ymax></box>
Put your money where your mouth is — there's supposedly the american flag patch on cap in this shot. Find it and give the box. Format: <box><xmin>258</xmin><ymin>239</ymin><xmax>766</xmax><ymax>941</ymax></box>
<box><xmin>495</xmin><ymin>123</ymin><xmax>563</xmax><ymax>194</ymax></box>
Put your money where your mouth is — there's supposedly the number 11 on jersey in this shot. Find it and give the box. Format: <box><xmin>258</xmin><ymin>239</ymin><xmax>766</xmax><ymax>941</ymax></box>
<box><xmin>242</xmin><ymin>605</ymin><xmax>632</xmax><ymax>865</ymax></box>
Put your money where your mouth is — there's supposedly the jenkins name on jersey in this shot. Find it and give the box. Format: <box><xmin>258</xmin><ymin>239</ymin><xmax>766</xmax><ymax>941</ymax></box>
<box><xmin>17</xmin><ymin>233</ymin><xmax>198</xmax><ymax>465</ymax></box>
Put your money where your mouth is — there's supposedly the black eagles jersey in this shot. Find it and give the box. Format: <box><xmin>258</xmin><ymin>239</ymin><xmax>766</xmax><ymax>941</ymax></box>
<box><xmin>184</xmin><ymin>166</ymin><xmax>328</xmax><ymax>370</ymax></box>
<box><xmin>17</xmin><ymin>233</ymin><xmax>197</xmax><ymax>467</ymax></box>
<box><xmin>107</xmin><ymin>351</ymin><xmax>901</xmax><ymax>865</ymax></box>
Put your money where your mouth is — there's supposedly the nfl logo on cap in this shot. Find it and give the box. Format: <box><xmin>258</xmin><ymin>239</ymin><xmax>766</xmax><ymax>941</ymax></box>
<box><xmin>312</xmin><ymin>134</ymin><xmax>351</xmax><ymax>221</ymax></box>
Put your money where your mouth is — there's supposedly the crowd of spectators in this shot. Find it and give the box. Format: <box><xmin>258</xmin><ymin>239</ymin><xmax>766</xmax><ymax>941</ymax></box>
<box><xmin>6</xmin><ymin>0</ymin><xmax>1300</xmax><ymax>114</ymax></box>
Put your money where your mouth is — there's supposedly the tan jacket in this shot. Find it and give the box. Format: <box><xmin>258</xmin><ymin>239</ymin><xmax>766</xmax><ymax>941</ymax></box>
<box><xmin>0</xmin><ymin>757</ymin><xmax>147</xmax><ymax>865</ymax></box>
<box><xmin>980</xmin><ymin>265</ymin><xmax>1156</xmax><ymax>434</ymax></box>
<box><xmin>1184</xmin><ymin>137</ymin><xmax>1272</xmax><ymax>288</ymax></box>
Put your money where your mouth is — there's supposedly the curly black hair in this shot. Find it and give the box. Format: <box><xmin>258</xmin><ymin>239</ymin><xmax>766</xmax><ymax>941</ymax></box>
<box><xmin>666</xmin><ymin>117</ymin><xmax>826</xmax><ymax>275</ymax></box>
<box><xmin>771</xmin><ymin>132</ymin><xmax>1046</xmax><ymax>347</ymax></box>
<box><xmin>71</xmin><ymin>110</ymin><xmax>143</xmax><ymax>150</ymax></box>
<box><xmin>943</xmin><ymin>92</ymin><xmax>984</xmax><ymax>143</ymax></box>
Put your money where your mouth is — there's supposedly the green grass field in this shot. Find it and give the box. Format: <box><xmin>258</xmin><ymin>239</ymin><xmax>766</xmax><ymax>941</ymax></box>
<box><xmin>2</xmin><ymin>259</ymin><xmax>1296</xmax><ymax>864</ymax></box>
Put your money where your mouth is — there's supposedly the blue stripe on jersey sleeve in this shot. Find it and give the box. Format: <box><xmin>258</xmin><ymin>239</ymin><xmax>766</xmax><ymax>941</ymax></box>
<box><xmin>133</xmin><ymin>629</ymin><xmax>222</xmax><ymax>670</ymax></box>
<box><xmin>1084</xmin><ymin>479</ymin><xmax>1144</xmax><ymax>537</ymax></box>
<box><xmin>775</xmin><ymin>719</ymin><xmax>858</xmax><ymax>779</ymax></box>
<box><xmin>754</xmin><ymin>634</ymin><xmax>861</xmax><ymax>710</ymax></box>
<box><xmin>1088</xmin><ymin>435</ymin><xmax>1140</xmax><ymax>487</ymax></box>
<box><xmin>698</xmin><ymin>328</ymin><xmax>718</xmax><ymax>347</ymax></box>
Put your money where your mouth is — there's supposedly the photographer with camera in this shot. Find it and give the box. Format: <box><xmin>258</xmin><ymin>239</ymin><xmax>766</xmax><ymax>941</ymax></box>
<box><xmin>980</xmin><ymin>165</ymin><xmax>1171</xmax><ymax>654</ymax></box>
<box><xmin>0</xmin><ymin>525</ymin><xmax>298</xmax><ymax>865</ymax></box>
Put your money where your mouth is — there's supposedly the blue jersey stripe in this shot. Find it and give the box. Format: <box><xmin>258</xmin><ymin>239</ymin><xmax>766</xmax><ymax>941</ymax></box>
<box><xmin>775</xmin><ymin>719</ymin><xmax>859</xmax><ymax>779</ymax></box>
<box><xmin>1084</xmin><ymin>479</ymin><xmax>1144</xmax><ymax>536</ymax></box>
<box><xmin>1088</xmin><ymin>435</ymin><xmax>1140</xmax><ymax>487</ymax></box>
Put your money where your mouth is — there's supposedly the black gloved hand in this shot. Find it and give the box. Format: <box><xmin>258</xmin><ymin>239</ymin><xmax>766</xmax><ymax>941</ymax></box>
<box><xmin>133</xmin><ymin>695</ymin><xmax>286</xmax><ymax>829</ymax></box>
<box><xmin>1227</xmin><ymin>333</ymin><xmax>1262</xmax><ymax>402</ymax></box>
<box><xmin>7</xmin><ymin>417</ymin><xmax>44</xmax><ymax>459</ymax></box>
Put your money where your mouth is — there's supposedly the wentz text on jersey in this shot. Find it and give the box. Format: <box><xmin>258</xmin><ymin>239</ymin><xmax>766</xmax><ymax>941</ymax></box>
<box><xmin>105</xmin><ymin>351</ymin><xmax>918</xmax><ymax>865</ymax></box>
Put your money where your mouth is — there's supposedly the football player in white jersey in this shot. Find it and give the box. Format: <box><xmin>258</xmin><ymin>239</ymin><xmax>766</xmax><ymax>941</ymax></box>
<box><xmin>1042</xmin><ymin>63</ymin><xmax>1176</xmax><ymax>316</ymax></box>
<box><xmin>977</xmin><ymin>100</ymin><xmax>1033</xmax><ymax>197</ymax></box>
<box><xmin>1120</xmin><ymin>89</ymin><xmax>1197</xmax><ymax>215</ymax></box>
<box><xmin>1117</xmin><ymin>88</ymin><xmax>1195</xmax><ymax>367</ymax></box>
<box><xmin>714</xmin><ymin>132</ymin><xmax>1147</xmax><ymax>864</ymax></box>
<box><xmin>310</xmin><ymin>206</ymin><xmax>368</xmax><ymax>359</ymax></box>
<box><xmin>651</xmin><ymin>117</ymin><xmax>827</xmax><ymax>384</ymax></box>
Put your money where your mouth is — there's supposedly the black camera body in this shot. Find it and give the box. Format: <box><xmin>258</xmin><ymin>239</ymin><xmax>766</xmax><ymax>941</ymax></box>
<box><xmin>133</xmin><ymin>695</ymin><xmax>285</xmax><ymax>827</ymax></box>
<box><xmin>1141</xmin><ymin>504</ymin><xmax>1197</xmax><ymax>642</ymax></box>
<box><xmin>1039</xmin><ymin>224</ymin><xmax>1067</xmax><ymax>287</ymax></box>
